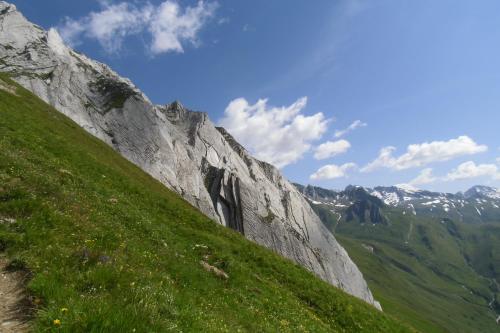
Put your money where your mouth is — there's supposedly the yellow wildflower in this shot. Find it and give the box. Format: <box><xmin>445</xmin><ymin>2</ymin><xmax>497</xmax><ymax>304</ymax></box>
<box><xmin>53</xmin><ymin>319</ymin><xmax>61</xmax><ymax>326</ymax></box>
<box><xmin>61</xmin><ymin>307</ymin><xmax>69</xmax><ymax>313</ymax></box>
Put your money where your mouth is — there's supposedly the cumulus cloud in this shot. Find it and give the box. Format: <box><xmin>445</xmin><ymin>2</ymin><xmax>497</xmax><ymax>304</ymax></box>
<box><xmin>149</xmin><ymin>1</ymin><xmax>217</xmax><ymax>54</ymax></box>
<box><xmin>310</xmin><ymin>163</ymin><xmax>357</xmax><ymax>180</ymax></box>
<box><xmin>219</xmin><ymin>97</ymin><xmax>328</xmax><ymax>168</ymax></box>
<box><xmin>57</xmin><ymin>1</ymin><xmax>217</xmax><ymax>54</ymax></box>
<box><xmin>58</xmin><ymin>2</ymin><xmax>151</xmax><ymax>52</ymax></box>
<box><xmin>334</xmin><ymin>120</ymin><xmax>367</xmax><ymax>138</ymax></box>
<box><xmin>314</xmin><ymin>140</ymin><xmax>351</xmax><ymax>160</ymax></box>
<box><xmin>402</xmin><ymin>160</ymin><xmax>500</xmax><ymax>187</ymax></box>
<box><xmin>362</xmin><ymin>136</ymin><xmax>487</xmax><ymax>172</ymax></box>
<box><xmin>445</xmin><ymin>161</ymin><xmax>500</xmax><ymax>181</ymax></box>
<box><xmin>408</xmin><ymin>168</ymin><xmax>437</xmax><ymax>186</ymax></box>
<box><xmin>497</xmin><ymin>157</ymin><xmax>500</xmax><ymax>165</ymax></box>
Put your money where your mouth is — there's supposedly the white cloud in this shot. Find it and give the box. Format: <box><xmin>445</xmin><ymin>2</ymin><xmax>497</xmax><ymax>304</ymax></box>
<box><xmin>149</xmin><ymin>1</ymin><xmax>217</xmax><ymax>54</ymax></box>
<box><xmin>58</xmin><ymin>18</ymin><xmax>87</xmax><ymax>48</ymax></box>
<box><xmin>362</xmin><ymin>136</ymin><xmax>487</xmax><ymax>172</ymax></box>
<box><xmin>334</xmin><ymin>120</ymin><xmax>367</xmax><ymax>138</ymax></box>
<box><xmin>408</xmin><ymin>168</ymin><xmax>437</xmax><ymax>186</ymax></box>
<box><xmin>445</xmin><ymin>161</ymin><xmax>500</xmax><ymax>181</ymax></box>
<box><xmin>314</xmin><ymin>140</ymin><xmax>351</xmax><ymax>160</ymax></box>
<box><xmin>58</xmin><ymin>2</ymin><xmax>152</xmax><ymax>52</ymax></box>
<box><xmin>219</xmin><ymin>97</ymin><xmax>328</xmax><ymax>168</ymax></box>
<box><xmin>403</xmin><ymin>160</ymin><xmax>500</xmax><ymax>187</ymax></box>
<box><xmin>496</xmin><ymin>157</ymin><xmax>500</xmax><ymax>165</ymax></box>
<box><xmin>57</xmin><ymin>1</ymin><xmax>216</xmax><ymax>54</ymax></box>
<box><xmin>310</xmin><ymin>163</ymin><xmax>357</xmax><ymax>180</ymax></box>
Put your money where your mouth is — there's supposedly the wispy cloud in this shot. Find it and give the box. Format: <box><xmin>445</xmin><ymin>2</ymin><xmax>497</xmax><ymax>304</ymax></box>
<box><xmin>334</xmin><ymin>120</ymin><xmax>367</xmax><ymax>138</ymax></box>
<box><xmin>310</xmin><ymin>163</ymin><xmax>357</xmax><ymax>180</ymax></box>
<box><xmin>255</xmin><ymin>0</ymin><xmax>373</xmax><ymax>95</ymax></box>
<box><xmin>362</xmin><ymin>136</ymin><xmax>487</xmax><ymax>172</ymax></box>
<box><xmin>408</xmin><ymin>168</ymin><xmax>437</xmax><ymax>186</ymax></box>
<box><xmin>57</xmin><ymin>0</ymin><xmax>217</xmax><ymax>55</ymax></box>
<box><xmin>217</xmin><ymin>17</ymin><xmax>230</xmax><ymax>25</ymax></box>
<box><xmin>219</xmin><ymin>97</ymin><xmax>328</xmax><ymax>168</ymax></box>
<box><xmin>242</xmin><ymin>23</ymin><xmax>255</xmax><ymax>32</ymax></box>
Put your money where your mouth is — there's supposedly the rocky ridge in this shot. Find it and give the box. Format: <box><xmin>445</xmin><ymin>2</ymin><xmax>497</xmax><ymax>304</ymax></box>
<box><xmin>0</xmin><ymin>1</ymin><xmax>380</xmax><ymax>308</ymax></box>
<box><xmin>296</xmin><ymin>183</ymin><xmax>500</xmax><ymax>225</ymax></box>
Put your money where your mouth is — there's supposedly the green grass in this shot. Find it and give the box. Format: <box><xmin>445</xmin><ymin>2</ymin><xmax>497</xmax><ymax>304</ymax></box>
<box><xmin>0</xmin><ymin>74</ymin><xmax>413</xmax><ymax>332</ymax></box>
<box><xmin>313</xmin><ymin>201</ymin><xmax>500</xmax><ymax>333</ymax></box>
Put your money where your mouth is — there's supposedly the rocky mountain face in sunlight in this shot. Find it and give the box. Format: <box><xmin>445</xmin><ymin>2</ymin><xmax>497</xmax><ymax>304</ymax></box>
<box><xmin>0</xmin><ymin>1</ymin><xmax>381</xmax><ymax>308</ymax></box>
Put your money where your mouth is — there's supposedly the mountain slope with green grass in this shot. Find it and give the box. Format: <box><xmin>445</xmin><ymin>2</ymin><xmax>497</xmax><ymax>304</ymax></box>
<box><xmin>0</xmin><ymin>74</ymin><xmax>413</xmax><ymax>332</ymax></box>
<box><xmin>334</xmin><ymin>213</ymin><xmax>500</xmax><ymax>333</ymax></box>
<box><xmin>298</xmin><ymin>184</ymin><xmax>500</xmax><ymax>333</ymax></box>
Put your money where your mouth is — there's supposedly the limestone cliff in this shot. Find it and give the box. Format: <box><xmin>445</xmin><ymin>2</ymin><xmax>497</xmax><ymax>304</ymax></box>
<box><xmin>0</xmin><ymin>1</ymin><xmax>380</xmax><ymax>309</ymax></box>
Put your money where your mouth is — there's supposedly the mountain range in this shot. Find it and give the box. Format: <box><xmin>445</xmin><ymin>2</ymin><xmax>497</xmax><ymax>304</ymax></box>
<box><xmin>295</xmin><ymin>183</ymin><xmax>500</xmax><ymax>332</ymax></box>
<box><xmin>296</xmin><ymin>184</ymin><xmax>500</xmax><ymax>225</ymax></box>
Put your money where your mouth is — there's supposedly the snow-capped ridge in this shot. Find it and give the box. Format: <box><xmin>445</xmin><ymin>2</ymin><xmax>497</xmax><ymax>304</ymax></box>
<box><xmin>465</xmin><ymin>185</ymin><xmax>500</xmax><ymax>200</ymax></box>
<box><xmin>395</xmin><ymin>183</ymin><xmax>419</xmax><ymax>193</ymax></box>
<box><xmin>298</xmin><ymin>182</ymin><xmax>500</xmax><ymax>224</ymax></box>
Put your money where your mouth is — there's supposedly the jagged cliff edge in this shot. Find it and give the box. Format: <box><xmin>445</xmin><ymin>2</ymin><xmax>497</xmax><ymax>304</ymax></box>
<box><xmin>0</xmin><ymin>1</ymin><xmax>380</xmax><ymax>309</ymax></box>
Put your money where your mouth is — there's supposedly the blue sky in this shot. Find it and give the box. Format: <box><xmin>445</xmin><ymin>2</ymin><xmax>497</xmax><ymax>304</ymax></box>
<box><xmin>11</xmin><ymin>0</ymin><xmax>500</xmax><ymax>192</ymax></box>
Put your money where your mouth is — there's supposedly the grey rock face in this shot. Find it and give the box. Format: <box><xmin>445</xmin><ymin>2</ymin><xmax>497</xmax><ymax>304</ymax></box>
<box><xmin>0</xmin><ymin>1</ymin><xmax>380</xmax><ymax>309</ymax></box>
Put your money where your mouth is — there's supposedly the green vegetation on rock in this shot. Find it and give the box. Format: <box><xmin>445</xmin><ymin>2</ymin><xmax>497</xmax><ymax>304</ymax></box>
<box><xmin>0</xmin><ymin>74</ymin><xmax>413</xmax><ymax>332</ymax></box>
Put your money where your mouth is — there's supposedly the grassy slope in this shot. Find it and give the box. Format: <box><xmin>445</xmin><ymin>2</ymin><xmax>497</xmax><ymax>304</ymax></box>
<box><xmin>0</xmin><ymin>74</ymin><xmax>413</xmax><ymax>332</ymax></box>
<box><xmin>313</xmin><ymin>201</ymin><xmax>500</xmax><ymax>333</ymax></box>
<box><xmin>461</xmin><ymin>223</ymin><xmax>500</xmax><ymax>283</ymax></box>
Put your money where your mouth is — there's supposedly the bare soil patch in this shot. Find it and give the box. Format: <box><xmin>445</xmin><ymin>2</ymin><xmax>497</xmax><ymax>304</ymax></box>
<box><xmin>0</xmin><ymin>257</ymin><xmax>30</xmax><ymax>333</ymax></box>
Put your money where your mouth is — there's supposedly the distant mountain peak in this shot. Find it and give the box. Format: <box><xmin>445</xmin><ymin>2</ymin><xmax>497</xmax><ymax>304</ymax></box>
<box><xmin>395</xmin><ymin>183</ymin><xmax>419</xmax><ymax>193</ymax></box>
<box><xmin>465</xmin><ymin>185</ymin><xmax>500</xmax><ymax>200</ymax></box>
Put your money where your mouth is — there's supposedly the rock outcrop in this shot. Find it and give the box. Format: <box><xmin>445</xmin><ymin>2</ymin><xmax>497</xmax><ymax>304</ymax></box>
<box><xmin>0</xmin><ymin>1</ymin><xmax>380</xmax><ymax>308</ymax></box>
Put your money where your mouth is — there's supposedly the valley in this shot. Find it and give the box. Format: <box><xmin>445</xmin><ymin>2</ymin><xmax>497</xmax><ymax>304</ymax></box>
<box><xmin>296</xmin><ymin>183</ymin><xmax>500</xmax><ymax>332</ymax></box>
